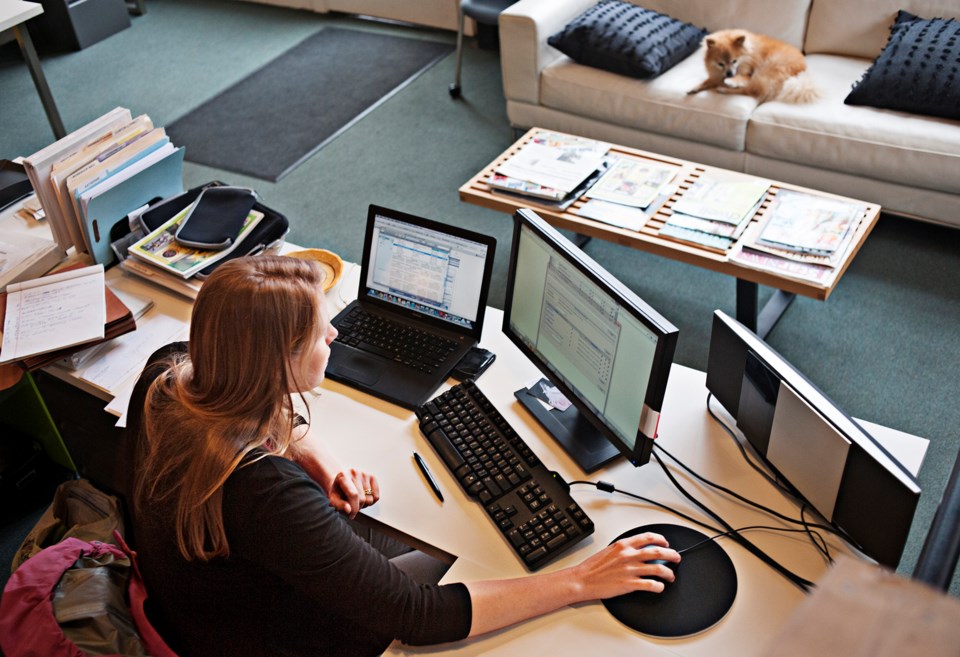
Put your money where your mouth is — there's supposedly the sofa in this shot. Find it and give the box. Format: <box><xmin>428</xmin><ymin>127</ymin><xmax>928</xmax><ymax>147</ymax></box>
<box><xmin>500</xmin><ymin>0</ymin><xmax>960</xmax><ymax>228</ymax></box>
<box><xmin>240</xmin><ymin>0</ymin><xmax>468</xmax><ymax>34</ymax></box>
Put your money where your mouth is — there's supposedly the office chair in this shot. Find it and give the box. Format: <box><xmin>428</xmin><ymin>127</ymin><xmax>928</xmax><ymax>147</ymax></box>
<box><xmin>912</xmin><ymin>447</ymin><xmax>960</xmax><ymax>591</ymax></box>
<box><xmin>449</xmin><ymin>0</ymin><xmax>517</xmax><ymax>98</ymax></box>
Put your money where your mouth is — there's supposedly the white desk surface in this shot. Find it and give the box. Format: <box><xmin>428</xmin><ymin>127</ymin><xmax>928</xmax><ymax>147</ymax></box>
<box><xmin>0</xmin><ymin>2</ymin><xmax>42</xmax><ymax>33</ymax></box>
<box><xmin>8</xmin><ymin>206</ymin><xmax>928</xmax><ymax>656</ymax></box>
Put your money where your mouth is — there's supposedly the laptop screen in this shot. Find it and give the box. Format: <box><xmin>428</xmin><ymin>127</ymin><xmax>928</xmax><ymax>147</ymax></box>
<box><xmin>364</xmin><ymin>212</ymin><xmax>491</xmax><ymax>330</ymax></box>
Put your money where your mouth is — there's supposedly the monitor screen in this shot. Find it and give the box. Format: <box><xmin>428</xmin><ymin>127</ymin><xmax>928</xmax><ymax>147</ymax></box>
<box><xmin>503</xmin><ymin>209</ymin><xmax>678</xmax><ymax>468</ymax></box>
<box><xmin>363</xmin><ymin>208</ymin><xmax>492</xmax><ymax>332</ymax></box>
<box><xmin>706</xmin><ymin>309</ymin><xmax>921</xmax><ymax>567</ymax></box>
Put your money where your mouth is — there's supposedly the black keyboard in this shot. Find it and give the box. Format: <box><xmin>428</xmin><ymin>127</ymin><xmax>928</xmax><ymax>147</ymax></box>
<box><xmin>416</xmin><ymin>380</ymin><xmax>594</xmax><ymax>570</ymax></box>
<box><xmin>335</xmin><ymin>308</ymin><xmax>458</xmax><ymax>374</ymax></box>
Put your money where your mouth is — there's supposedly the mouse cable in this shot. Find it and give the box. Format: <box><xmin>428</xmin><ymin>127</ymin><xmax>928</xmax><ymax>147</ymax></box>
<box><xmin>704</xmin><ymin>393</ymin><xmax>863</xmax><ymax>553</ymax></box>
<box><xmin>652</xmin><ymin>450</ymin><xmax>815</xmax><ymax>592</ymax></box>
<box><xmin>653</xmin><ymin>440</ymin><xmax>848</xmax><ymax>546</ymax></box>
<box><xmin>677</xmin><ymin>524</ymin><xmax>833</xmax><ymax>559</ymax></box>
<box><xmin>570</xmin><ymin>480</ymin><xmax>832</xmax><ymax>564</ymax></box>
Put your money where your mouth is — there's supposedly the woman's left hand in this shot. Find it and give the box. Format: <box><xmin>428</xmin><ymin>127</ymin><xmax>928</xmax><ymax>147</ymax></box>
<box><xmin>329</xmin><ymin>469</ymin><xmax>380</xmax><ymax>519</ymax></box>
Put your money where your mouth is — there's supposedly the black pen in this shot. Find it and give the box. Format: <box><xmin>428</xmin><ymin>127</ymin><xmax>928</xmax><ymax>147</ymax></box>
<box><xmin>413</xmin><ymin>451</ymin><xmax>444</xmax><ymax>503</ymax></box>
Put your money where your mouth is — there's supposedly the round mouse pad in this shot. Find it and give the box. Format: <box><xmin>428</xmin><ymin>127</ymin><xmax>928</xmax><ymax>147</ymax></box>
<box><xmin>601</xmin><ymin>523</ymin><xmax>737</xmax><ymax>638</ymax></box>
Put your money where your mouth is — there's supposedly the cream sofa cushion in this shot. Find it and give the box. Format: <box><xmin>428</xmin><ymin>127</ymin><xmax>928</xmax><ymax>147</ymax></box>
<box><xmin>621</xmin><ymin>0</ymin><xmax>812</xmax><ymax>48</ymax></box>
<box><xmin>540</xmin><ymin>52</ymin><xmax>758</xmax><ymax>151</ymax></box>
<box><xmin>746</xmin><ymin>55</ymin><xmax>960</xmax><ymax>193</ymax></box>
<box><xmin>804</xmin><ymin>0</ymin><xmax>960</xmax><ymax>58</ymax></box>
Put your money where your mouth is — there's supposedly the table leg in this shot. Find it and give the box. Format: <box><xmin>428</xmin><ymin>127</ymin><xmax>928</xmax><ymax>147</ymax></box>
<box><xmin>736</xmin><ymin>279</ymin><xmax>795</xmax><ymax>339</ymax></box>
<box><xmin>12</xmin><ymin>24</ymin><xmax>66</xmax><ymax>140</ymax></box>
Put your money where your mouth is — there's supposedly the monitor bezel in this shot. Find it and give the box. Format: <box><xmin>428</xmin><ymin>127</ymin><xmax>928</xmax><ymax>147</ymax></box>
<box><xmin>502</xmin><ymin>209</ymin><xmax>679</xmax><ymax>466</ymax></box>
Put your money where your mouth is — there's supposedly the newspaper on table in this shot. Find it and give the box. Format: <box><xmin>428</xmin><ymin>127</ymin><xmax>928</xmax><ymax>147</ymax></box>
<box><xmin>584</xmin><ymin>157</ymin><xmax>679</xmax><ymax>209</ymax></box>
<box><xmin>496</xmin><ymin>132</ymin><xmax>610</xmax><ymax>194</ymax></box>
<box><xmin>670</xmin><ymin>173</ymin><xmax>770</xmax><ymax>225</ymax></box>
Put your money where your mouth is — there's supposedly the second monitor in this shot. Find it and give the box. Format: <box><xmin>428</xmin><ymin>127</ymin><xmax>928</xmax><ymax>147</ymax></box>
<box><xmin>503</xmin><ymin>209</ymin><xmax>678</xmax><ymax>471</ymax></box>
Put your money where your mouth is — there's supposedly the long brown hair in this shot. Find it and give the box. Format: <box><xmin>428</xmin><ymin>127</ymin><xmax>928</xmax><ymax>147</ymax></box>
<box><xmin>135</xmin><ymin>255</ymin><xmax>326</xmax><ymax>561</ymax></box>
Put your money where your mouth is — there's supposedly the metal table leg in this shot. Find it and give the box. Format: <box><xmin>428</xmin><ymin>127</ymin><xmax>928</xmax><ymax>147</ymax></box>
<box><xmin>12</xmin><ymin>23</ymin><xmax>66</xmax><ymax>140</ymax></box>
<box><xmin>736</xmin><ymin>278</ymin><xmax>795</xmax><ymax>339</ymax></box>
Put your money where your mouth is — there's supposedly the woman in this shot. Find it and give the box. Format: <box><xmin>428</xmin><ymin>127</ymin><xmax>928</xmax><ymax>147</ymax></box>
<box><xmin>127</xmin><ymin>255</ymin><xmax>679</xmax><ymax>657</ymax></box>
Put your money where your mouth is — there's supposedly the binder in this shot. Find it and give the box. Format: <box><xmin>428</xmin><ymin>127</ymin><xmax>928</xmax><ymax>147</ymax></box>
<box><xmin>80</xmin><ymin>146</ymin><xmax>185</xmax><ymax>265</ymax></box>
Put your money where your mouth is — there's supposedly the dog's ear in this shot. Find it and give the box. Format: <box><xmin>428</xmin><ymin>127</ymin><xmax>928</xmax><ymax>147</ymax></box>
<box><xmin>734</xmin><ymin>35</ymin><xmax>746</xmax><ymax>47</ymax></box>
<box><xmin>704</xmin><ymin>37</ymin><xmax>715</xmax><ymax>48</ymax></box>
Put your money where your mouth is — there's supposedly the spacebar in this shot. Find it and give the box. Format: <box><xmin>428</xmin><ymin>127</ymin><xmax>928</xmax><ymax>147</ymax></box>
<box><xmin>357</xmin><ymin>341</ymin><xmax>395</xmax><ymax>359</ymax></box>
<box><xmin>425</xmin><ymin>427</ymin><xmax>466</xmax><ymax>473</ymax></box>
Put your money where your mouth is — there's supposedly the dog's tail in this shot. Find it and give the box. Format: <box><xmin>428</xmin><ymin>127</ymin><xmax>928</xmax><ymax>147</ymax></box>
<box><xmin>777</xmin><ymin>71</ymin><xmax>820</xmax><ymax>103</ymax></box>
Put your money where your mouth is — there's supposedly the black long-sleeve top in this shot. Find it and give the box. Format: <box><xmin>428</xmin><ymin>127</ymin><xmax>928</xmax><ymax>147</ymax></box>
<box><xmin>125</xmin><ymin>344</ymin><xmax>472</xmax><ymax>656</ymax></box>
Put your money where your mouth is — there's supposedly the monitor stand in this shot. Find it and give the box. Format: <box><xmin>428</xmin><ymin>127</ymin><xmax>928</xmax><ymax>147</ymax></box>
<box><xmin>514</xmin><ymin>386</ymin><xmax>619</xmax><ymax>473</ymax></box>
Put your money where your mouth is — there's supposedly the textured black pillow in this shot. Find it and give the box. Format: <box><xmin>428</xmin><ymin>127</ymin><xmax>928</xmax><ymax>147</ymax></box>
<box><xmin>547</xmin><ymin>0</ymin><xmax>707</xmax><ymax>80</ymax></box>
<box><xmin>845</xmin><ymin>10</ymin><xmax>960</xmax><ymax>120</ymax></box>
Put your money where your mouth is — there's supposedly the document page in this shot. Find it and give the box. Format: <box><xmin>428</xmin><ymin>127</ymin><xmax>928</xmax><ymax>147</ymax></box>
<box><xmin>0</xmin><ymin>264</ymin><xmax>106</xmax><ymax>363</ymax></box>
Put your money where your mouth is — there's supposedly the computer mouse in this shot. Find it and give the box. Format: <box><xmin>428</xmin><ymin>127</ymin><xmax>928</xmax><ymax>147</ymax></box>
<box><xmin>643</xmin><ymin>557</ymin><xmax>679</xmax><ymax>586</ymax></box>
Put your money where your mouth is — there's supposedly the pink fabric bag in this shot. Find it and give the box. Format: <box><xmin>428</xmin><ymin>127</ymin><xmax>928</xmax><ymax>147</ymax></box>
<box><xmin>0</xmin><ymin>536</ymin><xmax>177</xmax><ymax>657</ymax></box>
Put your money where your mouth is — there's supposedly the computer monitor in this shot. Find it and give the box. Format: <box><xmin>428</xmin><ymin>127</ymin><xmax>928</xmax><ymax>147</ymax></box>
<box><xmin>706</xmin><ymin>309</ymin><xmax>921</xmax><ymax>568</ymax></box>
<box><xmin>502</xmin><ymin>209</ymin><xmax>679</xmax><ymax>471</ymax></box>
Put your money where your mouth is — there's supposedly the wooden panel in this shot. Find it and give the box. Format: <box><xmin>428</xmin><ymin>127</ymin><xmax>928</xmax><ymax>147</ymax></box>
<box><xmin>460</xmin><ymin>128</ymin><xmax>881</xmax><ymax>302</ymax></box>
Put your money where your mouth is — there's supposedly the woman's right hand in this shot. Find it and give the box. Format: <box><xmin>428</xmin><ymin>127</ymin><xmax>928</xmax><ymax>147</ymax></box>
<box><xmin>572</xmin><ymin>532</ymin><xmax>680</xmax><ymax>598</ymax></box>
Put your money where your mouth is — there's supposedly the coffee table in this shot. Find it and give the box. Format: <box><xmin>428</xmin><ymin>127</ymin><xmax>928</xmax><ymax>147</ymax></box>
<box><xmin>460</xmin><ymin>128</ymin><xmax>880</xmax><ymax>338</ymax></box>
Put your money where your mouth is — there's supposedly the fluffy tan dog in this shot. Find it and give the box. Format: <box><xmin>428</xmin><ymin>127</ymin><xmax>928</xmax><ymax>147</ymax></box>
<box><xmin>688</xmin><ymin>29</ymin><xmax>819</xmax><ymax>103</ymax></box>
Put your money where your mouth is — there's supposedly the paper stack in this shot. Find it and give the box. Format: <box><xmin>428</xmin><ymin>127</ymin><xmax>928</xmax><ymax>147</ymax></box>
<box><xmin>573</xmin><ymin>156</ymin><xmax>680</xmax><ymax>231</ymax></box>
<box><xmin>0</xmin><ymin>264</ymin><xmax>136</xmax><ymax>371</ymax></box>
<box><xmin>489</xmin><ymin>132</ymin><xmax>611</xmax><ymax>210</ymax></box>
<box><xmin>731</xmin><ymin>190</ymin><xmax>866</xmax><ymax>283</ymax></box>
<box><xmin>659</xmin><ymin>173</ymin><xmax>770</xmax><ymax>252</ymax></box>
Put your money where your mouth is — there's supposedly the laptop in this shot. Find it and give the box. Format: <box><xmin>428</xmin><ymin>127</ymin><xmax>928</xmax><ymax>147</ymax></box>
<box><xmin>325</xmin><ymin>205</ymin><xmax>496</xmax><ymax>409</ymax></box>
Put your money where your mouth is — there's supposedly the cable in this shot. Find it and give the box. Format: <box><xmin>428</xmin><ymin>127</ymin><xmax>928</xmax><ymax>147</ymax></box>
<box><xmin>677</xmin><ymin>525</ymin><xmax>833</xmax><ymax>557</ymax></box>
<box><xmin>651</xmin><ymin>450</ymin><xmax>815</xmax><ymax>591</ymax></box>
<box><xmin>571</xmin><ymin>479</ymin><xmax>819</xmax><ymax>590</ymax></box>
<box><xmin>653</xmin><ymin>440</ymin><xmax>849</xmax><ymax>543</ymax></box>
<box><xmin>703</xmin><ymin>393</ymin><xmax>863</xmax><ymax>553</ymax></box>
<box><xmin>568</xmin><ymin>480</ymin><xmax>723</xmax><ymax>537</ymax></box>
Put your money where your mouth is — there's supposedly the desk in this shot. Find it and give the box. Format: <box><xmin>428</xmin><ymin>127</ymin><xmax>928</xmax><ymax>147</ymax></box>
<box><xmin>1</xmin><ymin>2</ymin><xmax>66</xmax><ymax>140</ymax></box>
<box><xmin>310</xmin><ymin>303</ymin><xmax>924</xmax><ymax>656</ymax></box>
<box><xmin>37</xmin><ymin>245</ymin><xmax>927</xmax><ymax>657</ymax></box>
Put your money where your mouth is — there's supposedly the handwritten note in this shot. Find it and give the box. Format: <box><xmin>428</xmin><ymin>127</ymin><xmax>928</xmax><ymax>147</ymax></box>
<box><xmin>0</xmin><ymin>264</ymin><xmax>106</xmax><ymax>363</ymax></box>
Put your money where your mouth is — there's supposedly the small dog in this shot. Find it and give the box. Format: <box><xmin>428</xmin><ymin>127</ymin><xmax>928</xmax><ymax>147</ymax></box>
<box><xmin>688</xmin><ymin>29</ymin><xmax>819</xmax><ymax>103</ymax></box>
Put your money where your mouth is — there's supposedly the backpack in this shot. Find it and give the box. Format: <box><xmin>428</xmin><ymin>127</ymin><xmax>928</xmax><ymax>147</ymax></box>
<box><xmin>0</xmin><ymin>535</ymin><xmax>177</xmax><ymax>657</ymax></box>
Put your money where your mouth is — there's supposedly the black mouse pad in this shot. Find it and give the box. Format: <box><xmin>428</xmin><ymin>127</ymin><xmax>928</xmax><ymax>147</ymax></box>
<box><xmin>602</xmin><ymin>523</ymin><xmax>737</xmax><ymax>637</ymax></box>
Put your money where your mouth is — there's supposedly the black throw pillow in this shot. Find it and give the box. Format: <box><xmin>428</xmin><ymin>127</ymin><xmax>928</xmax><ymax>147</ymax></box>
<box><xmin>845</xmin><ymin>10</ymin><xmax>960</xmax><ymax>120</ymax></box>
<box><xmin>547</xmin><ymin>0</ymin><xmax>707</xmax><ymax>80</ymax></box>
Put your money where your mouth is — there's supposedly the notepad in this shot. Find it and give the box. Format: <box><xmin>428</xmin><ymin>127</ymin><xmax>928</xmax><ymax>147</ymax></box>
<box><xmin>0</xmin><ymin>264</ymin><xmax>106</xmax><ymax>363</ymax></box>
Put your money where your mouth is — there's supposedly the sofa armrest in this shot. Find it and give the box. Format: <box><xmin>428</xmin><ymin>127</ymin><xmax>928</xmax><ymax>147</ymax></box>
<box><xmin>500</xmin><ymin>0</ymin><xmax>595</xmax><ymax>105</ymax></box>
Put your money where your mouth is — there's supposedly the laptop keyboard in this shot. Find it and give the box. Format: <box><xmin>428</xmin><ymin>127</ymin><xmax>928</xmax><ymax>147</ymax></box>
<box><xmin>417</xmin><ymin>380</ymin><xmax>595</xmax><ymax>570</ymax></box>
<box><xmin>335</xmin><ymin>308</ymin><xmax>459</xmax><ymax>374</ymax></box>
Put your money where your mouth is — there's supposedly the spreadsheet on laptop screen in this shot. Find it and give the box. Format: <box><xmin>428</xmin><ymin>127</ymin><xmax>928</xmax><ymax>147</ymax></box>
<box><xmin>366</xmin><ymin>214</ymin><xmax>489</xmax><ymax>329</ymax></box>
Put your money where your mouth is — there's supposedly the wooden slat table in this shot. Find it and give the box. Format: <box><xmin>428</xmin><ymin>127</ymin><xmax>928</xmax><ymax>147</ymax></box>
<box><xmin>461</xmin><ymin>128</ymin><xmax>881</xmax><ymax>337</ymax></box>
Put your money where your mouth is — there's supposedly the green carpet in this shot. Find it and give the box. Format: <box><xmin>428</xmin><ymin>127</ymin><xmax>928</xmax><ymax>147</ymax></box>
<box><xmin>1</xmin><ymin>0</ymin><xmax>958</xmax><ymax>595</ymax></box>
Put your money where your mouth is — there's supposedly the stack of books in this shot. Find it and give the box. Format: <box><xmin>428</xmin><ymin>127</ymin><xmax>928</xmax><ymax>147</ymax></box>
<box><xmin>659</xmin><ymin>173</ymin><xmax>770</xmax><ymax>252</ymax></box>
<box><xmin>22</xmin><ymin>107</ymin><xmax>185</xmax><ymax>266</ymax></box>
<box><xmin>731</xmin><ymin>190</ymin><xmax>865</xmax><ymax>283</ymax></box>
<box><xmin>489</xmin><ymin>131</ymin><xmax>611</xmax><ymax>210</ymax></box>
<box><xmin>572</xmin><ymin>156</ymin><xmax>680</xmax><ymax>232</ymax></box>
